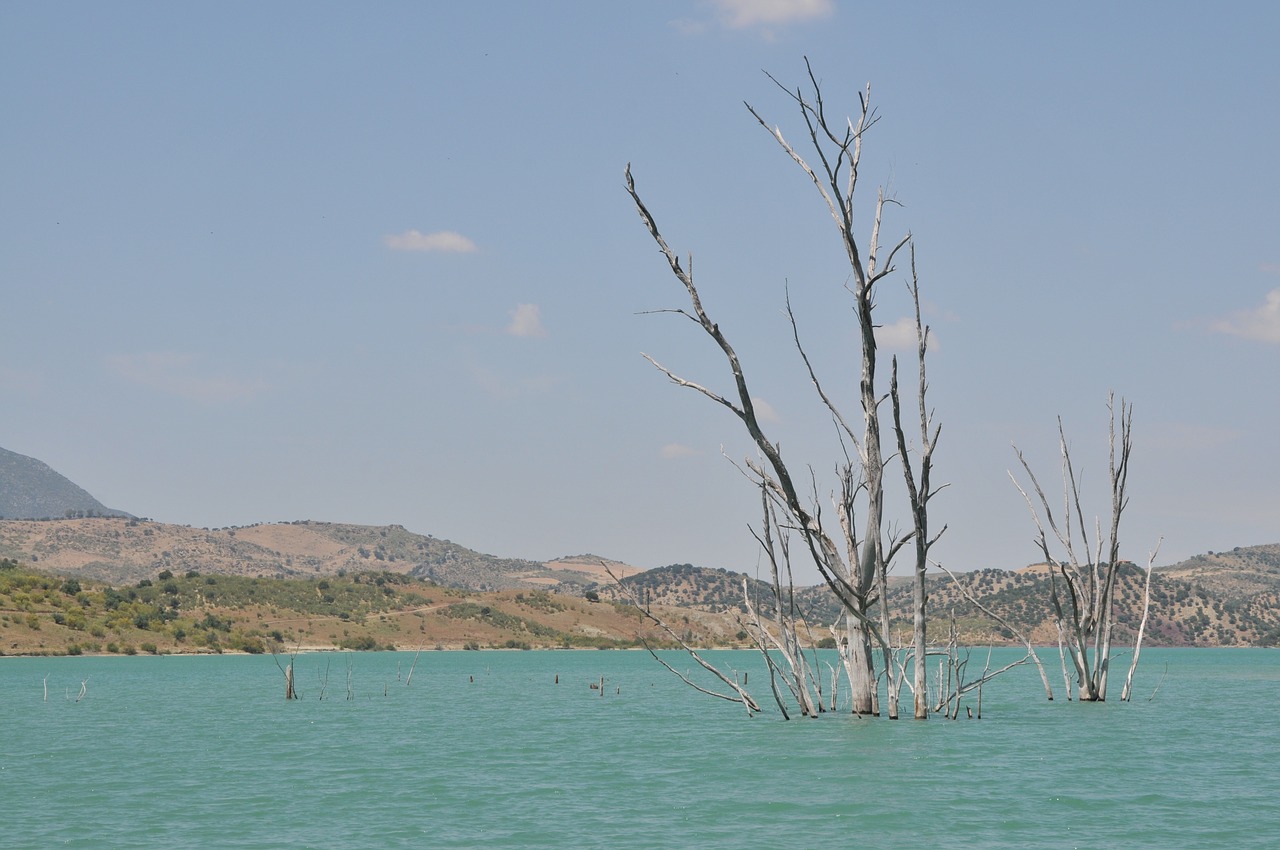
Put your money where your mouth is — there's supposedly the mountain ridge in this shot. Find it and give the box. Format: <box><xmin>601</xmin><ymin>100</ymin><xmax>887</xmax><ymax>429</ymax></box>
<box><xmin>0</xmin><ymin>447</ymin><xmax>130</xmax><ymax>520</ymax></box>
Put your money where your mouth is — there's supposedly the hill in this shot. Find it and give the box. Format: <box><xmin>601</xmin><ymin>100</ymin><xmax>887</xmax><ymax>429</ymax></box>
<box><xmin>0</xmin><ymin>517</ymin><xmax>644</xmax><ymax>592</ymax></box>
<box><xmin>0</xmin><ymin>447</ymin><xmax>130</xmax><ymax>520</ymax></box>
<box><xmin>2</xmin><ymin>514</ymin><xmax>1278</xmax><ymax>649</ymax></box>
<box><xmin>591</xmin><ymin>549</ymin><xmax>1280</xmax><ymax>648</ymax></box>
<box><xmin>0</xmin><ymin>559</ymin><xmax>743</xmax><ymax>656</ymax></box>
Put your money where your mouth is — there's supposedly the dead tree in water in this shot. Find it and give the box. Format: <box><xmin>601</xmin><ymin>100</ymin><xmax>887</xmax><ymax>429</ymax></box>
<box><xmin>1121</xmin><ymin>539</ymin><xmax>1160</xmax><ymax>702</ymax></box>
<box><xmin>888</xmin><ymin>247</ymin><xmax>946</xmax><ymax>719</ymax></box>
<box><xmin>1012</xmin><ymin>395</ymin><xmax>1149</xmax><ymax>702</ymax></box>
<box><xmin>273</xmin><ymin>646</ymin><xmax>300</xmax><ymax>700</ymax></box>
<box><xmin>627</xmin><ymin>59</ymin><xmax>935</xmax><ymax>718</ymax></box>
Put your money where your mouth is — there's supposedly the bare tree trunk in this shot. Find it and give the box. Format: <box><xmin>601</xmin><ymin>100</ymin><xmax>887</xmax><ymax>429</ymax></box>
<box><xmin>888</xmin><ymin>252</ymin><xmax>945</xmax><ymax>719</ymax></box>
<box><xmin>847</xmin><ymin>615</ymin><xmax>877</xmax><ymax>715</ymax></box>
<box><xmin>1121</xmin><ymin>540</ymin><xmax>1160</xmax><ymax>701</ymax></box>
<box><xmin>406</xmin><ymin>647</ymin><xmax>422</xmax><ymax>686</ymax></box>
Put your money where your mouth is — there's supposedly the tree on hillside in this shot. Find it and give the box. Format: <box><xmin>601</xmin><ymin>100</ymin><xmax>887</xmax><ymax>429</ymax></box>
<box><xmin>627</xmin><ymin>61</ymin><xmax>951</xmax><ymax>718</ymax></box>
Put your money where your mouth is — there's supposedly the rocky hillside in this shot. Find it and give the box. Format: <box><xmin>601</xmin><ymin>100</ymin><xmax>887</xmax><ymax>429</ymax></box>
<box><xmin>0</xmin><ymin>447</ymin><xmax>130</xmax><ymax>520</ymax></box>
<box><xmin>592</xmin><ymin>548</ymin><xmax>1280</xmax><ymax>648</ymax></box>
<box><xmin>0</xmin><ymin>517</ymin><xmax>640</xmax><ymax>592</ymax></box>
<box><xmin>3</xmin><ymin>515</ymin><xmax>1278</xmax><ymax>648</ymax></box>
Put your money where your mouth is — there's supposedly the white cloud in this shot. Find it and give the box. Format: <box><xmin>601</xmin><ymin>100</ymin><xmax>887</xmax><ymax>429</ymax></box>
<box><xmin>1209</xmin><ymin>288</ymin><xmax>1280</xmax><ymax>344</ymax></box>
<box><xmin>383</xmin><ymin>229</ymin><xmax>477</xmax><ymax>253</ymax></box>
<box><xmin>710</xmin><ymin>0</ymin><xmax>834</xmax><ymax>29</ymax></box>
<box><xmin>875</xmin><ymin>314</ymin><xmax>947</xmax><ymax>350</ymax></box>
<box><xmin>660</xmin><ymin>443</ymin><xmax>698</xmax><ymax>459</ymax></box>
<box><xmin>106</xmin><ymin>352</ymin><xmax>266</xmax><ymax>404</ymax></box>
<box><xmin>506</xmin><ymin>303</ymin><xmax>547</xmax><ymax>338</ymax></box>
<box><xmin>874</xmin><ymin>316</ymin><xmax>920</xmax><ymax>352</ymax></box>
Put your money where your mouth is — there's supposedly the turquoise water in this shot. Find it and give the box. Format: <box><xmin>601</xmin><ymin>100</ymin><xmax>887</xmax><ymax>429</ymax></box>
<box><xmin>2</xmin><ymin>648</ymin><xmax>1277</xmax><ymax>849</ymax></box>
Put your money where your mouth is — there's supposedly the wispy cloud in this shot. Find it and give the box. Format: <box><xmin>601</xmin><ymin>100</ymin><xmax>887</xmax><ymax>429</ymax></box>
<box><xmin>750</xmin><ymin>396</ymin><xmax>780</xmax><ymax>423</ymax></box>
<box><xmin>660</xmin><ymin>443</ymin><xmax>699</xmax><ymax>459</ymax></box>
<box><xmin>467</xmin><ymin>362</ymin><xmax>558</xmax><ymax>400</ymax></box>
<box><xmin>106</xmin><ymin>352</ymin><xmax>266</xmax><ymax>404</ymax></box>
<box><xmin>383</xmin><ymin>229</ymin><xmax>477</xmax><ymax>253</ymax></box>
<box><xmin>506</xmin><ymin>304</ymin><xmax>547</xmax><ymax>338</ymax></box>
<box><xmin>1209</xmin><ymin>288</ymin><xmax>1280</xmax><ymax>344</ymax></box>
<box><xmin>710</xmin><ymin>0</ymin><xmax>834</xmax><ymax>29</ymax></box>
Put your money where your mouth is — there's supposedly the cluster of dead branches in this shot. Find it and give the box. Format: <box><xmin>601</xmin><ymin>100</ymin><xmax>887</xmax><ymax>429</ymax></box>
<box><xmin>627</xmin><ymin>60</ymin><xmax>945</xmax><ymax>719</ymax></box>
<box><xmin>1011</xmin><ymin>395</ymin><xmax>1157</xmax><ymax>702</ymax></box>
<box><xmin>626</xmin><ymin>61</ymin><xmax>1155</xmax><ymax>718</ymax></box>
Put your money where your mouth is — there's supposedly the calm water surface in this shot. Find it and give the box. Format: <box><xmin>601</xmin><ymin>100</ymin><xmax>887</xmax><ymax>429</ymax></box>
<box><xmin>2</xmin><ymin>648</ymin><xmax>1276</xmax><ymax>849</ymax></box>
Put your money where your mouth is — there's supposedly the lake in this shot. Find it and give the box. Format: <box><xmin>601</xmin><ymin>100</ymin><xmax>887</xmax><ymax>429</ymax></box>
<box><xmin>2</xmin><ymin>648</ymin><xmax>1276</xmax><ymax>849</ymax></box>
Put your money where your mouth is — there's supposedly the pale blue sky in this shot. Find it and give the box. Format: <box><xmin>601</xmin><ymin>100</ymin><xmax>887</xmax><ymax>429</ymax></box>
<box><xmin>3</xmin><ymin>1</ymin><xmax>1277</xmax><ymax>581</ymax></box>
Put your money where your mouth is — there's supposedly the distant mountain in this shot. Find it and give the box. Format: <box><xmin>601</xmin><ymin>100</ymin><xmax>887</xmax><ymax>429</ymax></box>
<box><xmin>0</xmin><ymin>447</ymin><xmax>130</xmax><ymax>520</ymax></box>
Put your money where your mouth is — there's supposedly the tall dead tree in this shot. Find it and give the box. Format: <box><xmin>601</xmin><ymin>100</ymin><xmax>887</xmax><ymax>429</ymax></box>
<box><xmin>889</xmin><ymin>247</ymin><xmax>946</xmax><ymax>719</ymax></box>
<box><xmin>627</xmin><ymin>60</ymin><xmax>930</xmax><ymax>717</ymax></box>
<box><xmin>1011</xmin><ymin>394</ymin><xmax>1138</xmax><ymax>702</ymax></box>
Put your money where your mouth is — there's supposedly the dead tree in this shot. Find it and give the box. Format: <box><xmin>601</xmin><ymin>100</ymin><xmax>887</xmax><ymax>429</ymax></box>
<box><xmin>888</xmin><ymin>247</ymin><xmax>946</xmax><ymax>719</ymax></box>
<box><xmin>273</xmin><ymin>645</ymin><xmax>300</xmax><ymax>700</ymax></box>
<box><xmin>741</xmin><ymin>484</ymin><xmax>824</xmax><ymax>717</ymax></box>
<box><xmin>627</xmin><ymin>60</ymin><xmax>925</xmax><ymax>717</ymax></box>
<box><xmin>1120</xmin><ymin>539</ymin><xmax>1160</xmax><ymax>701</ymax></box>
<box><xmin>1011</xmin><ymin>394</ymin><xmax>1140</xmax><ymax>702</ymax></box>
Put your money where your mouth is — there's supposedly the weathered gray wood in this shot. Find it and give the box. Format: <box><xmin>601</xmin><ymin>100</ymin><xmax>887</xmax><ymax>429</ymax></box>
<box><xmin>1012</xmin><ymin>395</ymin><xmax>1148</xmax><ymax>702</ymax></box>
<box><xmin>1121</xmin><ymin>541</ymin><xmax>1160</xmax><ymax>701</ymax></box>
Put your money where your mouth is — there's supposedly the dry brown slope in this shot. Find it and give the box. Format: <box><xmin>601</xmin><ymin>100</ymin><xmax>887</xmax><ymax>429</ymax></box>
<box><xmin>0</xmin><ymin>518</ymin><xmax>647</xmax><ymax>592</ymax></box>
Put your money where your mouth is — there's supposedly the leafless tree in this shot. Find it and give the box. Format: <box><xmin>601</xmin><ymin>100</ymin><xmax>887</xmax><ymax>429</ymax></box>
<box><xmin>1121</xmin><ymin>539</ymin><xmax>1160</xmax><ymax>701</ymax></box>
<box><xmin>888</xmin><ymin>247</ymin><xmax>946</xmax><ymax>718</ymax></box>
<box><xmin>1011</xmin><ymin>394</ymin><xmax>1144</xmax><ymax>702</ymax></box>
<box><xmin>627</xmin><ymin>60</ymin><xmax>929</xmax><ymax>717</ymax></box>
<box><xmin>273</xmin><ymin>645</ymin><xmax>300</xmax><ymax>700</ymax></box>
<box><xmin>741</xmin><ymin>483</ymin><xmax>824</xmax><ymax>718</ymax></box>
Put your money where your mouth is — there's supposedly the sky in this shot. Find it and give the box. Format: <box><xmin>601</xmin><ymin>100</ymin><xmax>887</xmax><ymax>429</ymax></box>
<box><xmin>2</xmin><ymin>1</ymin><xmax>1277</xmax><ymax>583</ymax></box>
